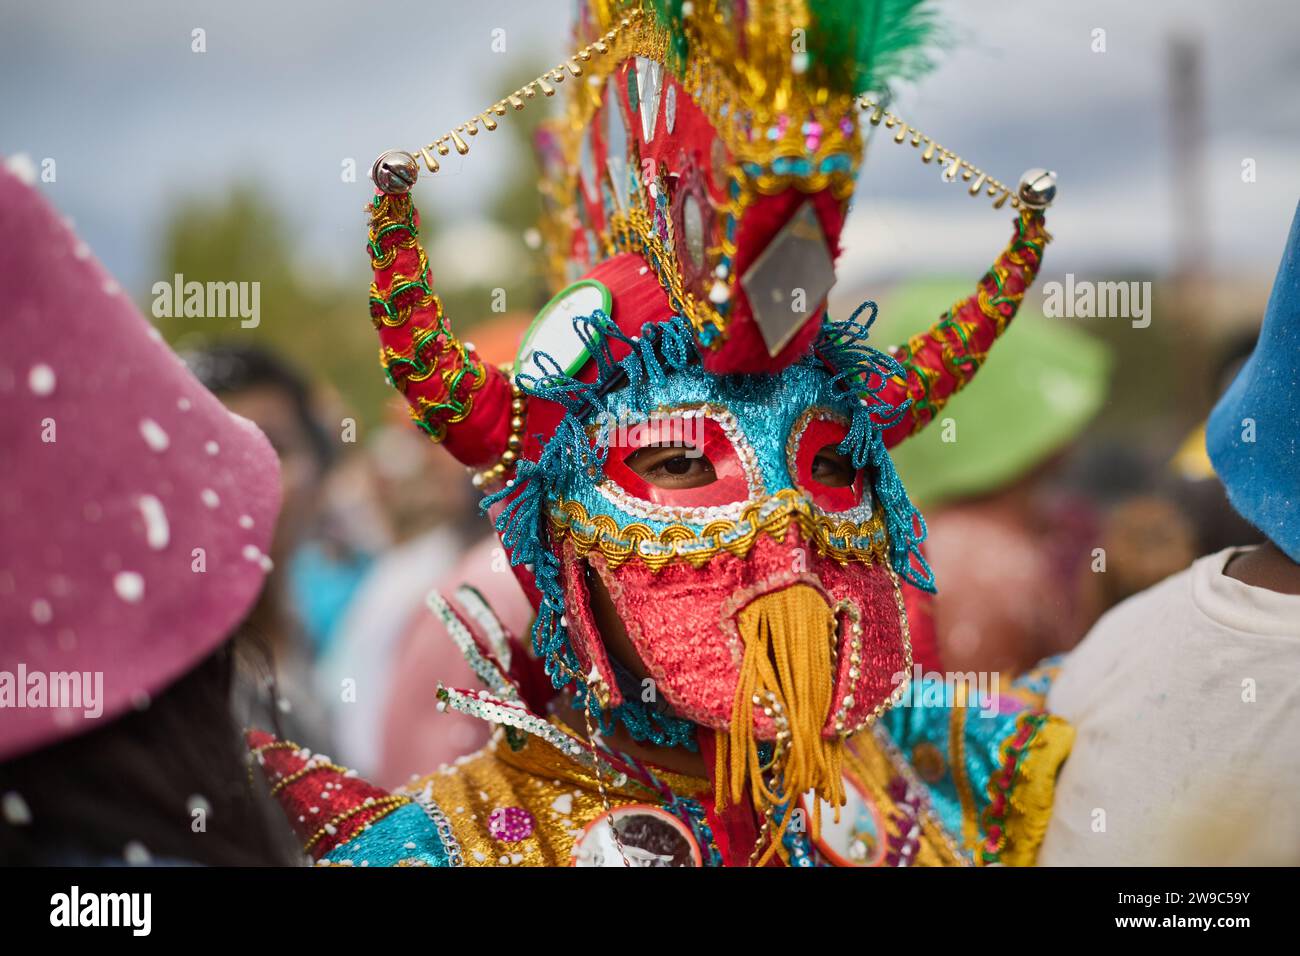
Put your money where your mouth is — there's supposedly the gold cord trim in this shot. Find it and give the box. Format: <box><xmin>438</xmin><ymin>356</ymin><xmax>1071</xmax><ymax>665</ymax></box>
<box><xmin>857</xmin><ymin>97</ymin><xmax>1022</xmax><ymax>211</ymax></box>
<box><xmin>548</xmin><ymin>488</ymin><xmax>889</xmax><ymax>572</ymax></box>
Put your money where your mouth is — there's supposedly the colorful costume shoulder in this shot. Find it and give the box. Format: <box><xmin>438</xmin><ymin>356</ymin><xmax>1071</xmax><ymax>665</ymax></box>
<box><xmin>251</xmin><ymin>595</ymin><xmax>1070</xmax><ymax>867</ymax></box>
<box><xmin>251</xmin><ymin>0</ymin><xmax>1072</xmax><ymax>866</ymax></box>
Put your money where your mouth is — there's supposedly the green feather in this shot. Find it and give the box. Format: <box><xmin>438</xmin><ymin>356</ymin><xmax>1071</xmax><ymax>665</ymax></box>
<box><xmin>640</xmin><ymin>0</ymin><xmax>939</xmax><ymax>97</ymax></box>
<box><xmin>808</xmin><ymin>0</ymin><xmax>939</xmax><ymax>97</ymax></box>
<box><xmin>646</xmin><ymin>0</ymin><xmax>690</xmax><ymax>73</ymax></box>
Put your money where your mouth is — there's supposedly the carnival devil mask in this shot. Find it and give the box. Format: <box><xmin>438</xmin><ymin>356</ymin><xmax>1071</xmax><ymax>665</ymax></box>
<box><xmin>525</xmin><ymin>306</ymin><xmax>933</xmax><ymax>813</ymax></box>
<box><xmin>362</xmin><ymin>0</ymin><xmax>1052</xmax><ymax>834</ymax></box>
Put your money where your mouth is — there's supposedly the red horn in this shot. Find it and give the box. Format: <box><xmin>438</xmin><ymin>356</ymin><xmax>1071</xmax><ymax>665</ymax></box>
<box><xmin>879</xmin><ymin>173</ymin><xmax>1054</xmax><ymax>448</ymax></box>
<box><xmin>367</xmin><ymin>151</ymin><xmax>517</xmax><ymax>474</ymax></box>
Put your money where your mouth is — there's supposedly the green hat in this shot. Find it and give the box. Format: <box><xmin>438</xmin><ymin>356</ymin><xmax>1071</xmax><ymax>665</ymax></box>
<box><xmin>867</xmin><ymin>278</ymin><xmax>1112</xmax><ymax>509</ymax></box>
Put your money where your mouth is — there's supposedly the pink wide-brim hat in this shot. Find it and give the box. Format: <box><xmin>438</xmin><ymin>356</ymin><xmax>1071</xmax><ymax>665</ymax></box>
<box><xmin>0</xmin><ymin>162</ymin><xmax>282</xmax><ymax>762</ymax></box>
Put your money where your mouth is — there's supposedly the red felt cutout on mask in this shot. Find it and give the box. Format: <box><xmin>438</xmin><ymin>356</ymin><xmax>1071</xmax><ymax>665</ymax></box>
<box><xmin>601</xmin><ymin>413</ymin><xmax>751</xmax><ymax>508</ymax></box>
<box><xmin>793</xmin><ymin>416</ymin><xmax>865</xmax><ymax>513</ymax></box>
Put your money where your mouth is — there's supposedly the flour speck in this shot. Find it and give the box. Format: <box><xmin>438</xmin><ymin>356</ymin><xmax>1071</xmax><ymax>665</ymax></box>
<box><xmin>138</xmin><ymin>419</ymin><xmax>170</xmax><ymax>452</ymax></box>
<box><xmin>30</xmin><ymin>599</ymin><xmax>53</xmax><ymax>625</ymax></box>
<box><xmin>27</xmin><ymin>364</ymin><xmax>56</xmax><ymax>396</ymax></box>
<box><xmin>113</xmin><ymin>571</ymin><xmax>145</xmax><ymax>603</ymax></box>
<box><xmin>137</xmin><ymin>494</ymin><xmax>170</xmax><ymax>550</ymax></box>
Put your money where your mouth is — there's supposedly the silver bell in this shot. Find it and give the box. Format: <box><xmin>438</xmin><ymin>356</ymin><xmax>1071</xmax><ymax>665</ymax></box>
<box><xmin>1018</xmin><ymin>168</ymin><xmax>1057</xmax><ymax>209</ymax></box>
<box><xmin>371</xmin><ymin>150</ymin><xmax>419</xmax><ymax>195</ymax></box>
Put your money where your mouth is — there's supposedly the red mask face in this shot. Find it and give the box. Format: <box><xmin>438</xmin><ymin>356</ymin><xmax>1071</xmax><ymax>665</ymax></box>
<box><xmin>555</xmin><ymin>398</ymin><xmax>910</xmax><ymax>741</ymax></box>
<box><xmin>560</xmin><ymin>524</ymin><xmax>910</xmax><ymax>739</ymax></box>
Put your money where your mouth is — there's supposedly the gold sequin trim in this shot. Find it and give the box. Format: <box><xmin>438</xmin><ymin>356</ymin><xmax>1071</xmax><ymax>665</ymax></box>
<box><xmin>549</xmin><ymin>487</ymin><xmax>889</xmax><ymax>572</ymax></box>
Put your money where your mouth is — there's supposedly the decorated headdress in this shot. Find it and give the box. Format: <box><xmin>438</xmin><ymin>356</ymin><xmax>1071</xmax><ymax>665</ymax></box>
<box><xmin>363</xmin><ymin>0</ymin><xmax>1054</xmax><ymax>862</ymax></box>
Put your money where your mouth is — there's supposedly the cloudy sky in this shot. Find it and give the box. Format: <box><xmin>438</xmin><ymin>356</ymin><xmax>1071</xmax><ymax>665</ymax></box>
<box><xmin>3</xmin><ymin>0</ymin><xmax>1298</xmax><ymax>295</ymax></box>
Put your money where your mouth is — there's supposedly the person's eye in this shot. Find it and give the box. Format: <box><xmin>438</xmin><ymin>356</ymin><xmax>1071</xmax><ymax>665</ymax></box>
<box><xmin>810</xmin><ymin>445</ymin><xmax>856</xmax><ymax>488</ymax></box>
<box><xmin>624</xmin><ymin>445</ymin><xmax>717</xmax><ymax>489</ymax></box>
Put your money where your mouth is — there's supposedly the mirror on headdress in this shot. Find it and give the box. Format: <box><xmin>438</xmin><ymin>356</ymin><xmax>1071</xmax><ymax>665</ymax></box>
<box><xmin>634</xmin><ymin>56</ymin><xmax>663</xmax><ymax>143</ymax></box>
<box><xmin>515</xmin><ymin>279</ymin><xmax>611</xmax><ymax>377</ymax></box>
<box><xmin>739</xmin><ymin>202</ymin><xmax>836</xmax><ymax>357</ymax></box>
<box><xmin>671</xmin><ymin>163</ymin><xmax>716</xmax><ymax>296</ymax></box>
<box><xmin>605</xmin><ymin>74</ymin><xmax>631</xmax><ymax>212</ymax></box>
<box><xmin>801</xmin><ymin>781</ymin><xmax>888</xmax><ymax>867</ymax></box>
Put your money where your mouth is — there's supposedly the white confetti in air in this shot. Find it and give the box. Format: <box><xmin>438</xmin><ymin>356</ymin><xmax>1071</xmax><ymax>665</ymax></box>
<box><xmin>73</xmin><ymin>241</ymin><xmax>90</xmax><ymax>260</ymax></box>
<box><xmin>113</xmin><ymin>571</ymin><xmax>145</xmax><ymax>603</ymax></box>
<box><xmin>242</xmin><ymin>544</ymin><xmax>261</xmax><ymax>562</ymax></box>
<box><xmin>177</xmin><ymin>397</ymin><xmax>191</xmax><ymax>411</ymax></box>
<box><xmin>30</xmin><ymin>599</ymin><xmax>53</xmax><ymax>625</ymax></box>
<box><xmin>200</xmin><ymin>488</ymin><xmax>220</xmax><ymax>509</ymax></box>
<box><xmin>2</xmin><ymin>792</ymin><xmax>32</xmax><ymax>826</ymax></box>
<box><xmin>27</xmin><ymin>364</ymin><xmax>56</xmax><ymax>396</ymax></box>
<box><xmin>123</xmin><ymin>841</ymin><xmax>152</xmax><ymax>865</ymax></box>
<box><xmin>137</xmin><ymin>494</ymin><xmax>170</xmax><ymax>550</ymax></box>
<box><xmin>138</xmin><ymin>418</ymin><xmax>170</xmax><ymax>452</ymax></box>
<box><xmin>103</xmin><ymin>279</ymin><xmax>121</xmax><ymax>296</ymax></box>
<box><xmin>204</xmin><ymin>440</ymin><xmax>219</xmax><ymax>456</ymax></box>
<box><xmin>238</xmin><ymin>514</ymin><xmax>254</xmax><ymax>529</ymax></box>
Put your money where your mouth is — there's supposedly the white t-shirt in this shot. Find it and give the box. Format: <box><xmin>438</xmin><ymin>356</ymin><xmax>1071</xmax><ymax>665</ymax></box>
<box><xmin>1039</xmin><ymin>547</ymin><xmax>1300</xmax><ymax>866</ymax></box>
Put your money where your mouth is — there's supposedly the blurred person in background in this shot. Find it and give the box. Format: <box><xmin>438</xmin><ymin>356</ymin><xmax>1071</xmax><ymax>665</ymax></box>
<box><xmin>1041</xmin><ymin>201</ymin><xmax>1300</xmax><ymax>866</ymax></box>
<box><xmin>368</xmin><ymin>315</ymin><xmax>535</xmax><ymax>788</ymax></box>
<box><xmin>184</xmin><ymin>343</ymin><xmax>345</xmax><ymax>754</ymax></box>
<box><xmin>375</xmin><ymin>530</ymin><xmax>534</xmax><ymax>789</ymax></box>
<box><xmin>0</xmin><ymin>169</ymin><xmax>295</xmax><ymax>865</ymax></box>
<box><xmin>1062</xmin><ymin>442</ymin><xmax>1198</xmax><ymax>620</ymax></box>
<box><xmin>314</xmin><ymin>412</ymin><xmax>481</xmax><ymax>777</ymax></box>
<box><xmin>1075</xmin><ymin>493</ymin><xmax>1197</xmax><ymax>620</ymax></box>
<box><xmin>1168</xmin><ymin>329</ymin><xmax>1265</xmax><ymax>556</ymax></box>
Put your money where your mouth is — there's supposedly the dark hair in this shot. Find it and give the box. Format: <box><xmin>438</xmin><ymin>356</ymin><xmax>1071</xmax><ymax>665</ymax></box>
<box><xmin>0</xmin><ymin>641</ymin><xmax>299</xmax><ymax>867</ymax></box>
<box><xmin>182</xmin><ymin>343</ymin><xmax>335</xmax><ymax>472</ymax></box>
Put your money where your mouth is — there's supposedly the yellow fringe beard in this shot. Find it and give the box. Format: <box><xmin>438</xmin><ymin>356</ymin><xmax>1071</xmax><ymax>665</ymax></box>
<box><xmin>714</xmin><ymin>583</ymin><xmax>846</xmax><ymax>865</ymax></box>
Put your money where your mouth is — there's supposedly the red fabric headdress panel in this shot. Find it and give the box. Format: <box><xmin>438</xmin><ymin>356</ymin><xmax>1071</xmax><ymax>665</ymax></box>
<box><xmin>606</xmin><ymin>65</ymin><xmax>850</xmax><ymax>376</ymax></box>
<box><xmin>702</xmin><ymin>188</ymin><xmax>847</xmax><ymax>375</ymax></box>
<box><xmin>569</xmin><ymin>57</ymin><xmax>852</xmax><ymax>379</ymax></box>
